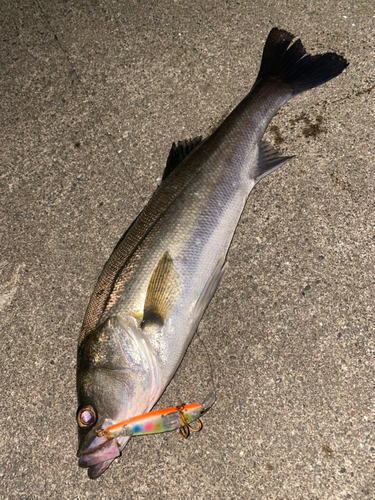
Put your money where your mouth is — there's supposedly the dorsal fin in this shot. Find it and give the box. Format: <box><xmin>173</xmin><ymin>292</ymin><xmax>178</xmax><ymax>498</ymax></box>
<box><xmin>254</xmin><ymin>141</ymin><xmax>294</xmax><ymax>184</ymax></box>
<box><xmin>162</xmin><ymin>137</ymin><xmax>202</xmax><ymax>180</ymax></box>
<box><xmin>141</xmin><ymin>251</ymin><xmax>179</xmax><ymax>328</ymax></box>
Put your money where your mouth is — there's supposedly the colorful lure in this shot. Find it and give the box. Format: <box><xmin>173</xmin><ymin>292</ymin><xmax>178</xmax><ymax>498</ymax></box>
<box><xmin>97</xmin><ymin>393</ymin><xmax>215</xmax><ymax>440</ymax></box>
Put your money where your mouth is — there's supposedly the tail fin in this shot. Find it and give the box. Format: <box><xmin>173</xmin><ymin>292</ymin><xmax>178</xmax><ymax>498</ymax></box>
<box><xmin>257</xmin><ymin>28</ymin><xmax>348</xmax><ymax>95</ymax></box>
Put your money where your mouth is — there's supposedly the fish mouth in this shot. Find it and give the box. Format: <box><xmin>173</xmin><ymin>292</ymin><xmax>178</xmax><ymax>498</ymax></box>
<box><xmin>78</xmin><ymin>434</ymin><xmax>121</xmax><ymax>479</ymax></box>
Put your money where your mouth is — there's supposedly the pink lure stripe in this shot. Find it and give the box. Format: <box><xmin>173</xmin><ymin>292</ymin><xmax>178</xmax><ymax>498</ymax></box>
<box><xmin>106</xmin><ymin>403</ymin><xmax>202</xmax><ymax>432</ymax></box>
<box><xmin>143</xmin><ymin>422</ymin><xmax>154</xmax><ymax>432</ymax></box>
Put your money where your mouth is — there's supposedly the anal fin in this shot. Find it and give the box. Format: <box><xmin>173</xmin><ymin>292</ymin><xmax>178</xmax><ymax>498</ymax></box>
<box><xmin>254</xmin><ymin>141</ymin><xmax>294</xmax><ymax>184</ymax></box>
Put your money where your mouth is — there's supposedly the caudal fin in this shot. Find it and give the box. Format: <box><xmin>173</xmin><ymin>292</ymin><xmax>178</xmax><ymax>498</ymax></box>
<box><xmin>257</xmin><ymin>28</ymin><xmax>348</xmax><ymax>95</ymax></box>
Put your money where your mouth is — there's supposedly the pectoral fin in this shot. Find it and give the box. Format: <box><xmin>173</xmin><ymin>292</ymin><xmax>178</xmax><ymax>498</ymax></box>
<box><xmin>142</xmin><ymin>251</ymin><xmax>179</xmax><ymax>328</ymax></box>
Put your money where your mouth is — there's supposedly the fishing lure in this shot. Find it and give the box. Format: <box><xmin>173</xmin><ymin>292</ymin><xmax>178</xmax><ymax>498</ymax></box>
<box><xmin>97</xmin><ymin>393</ymin><xmax>215</xmax><ymax>440</ymax></box>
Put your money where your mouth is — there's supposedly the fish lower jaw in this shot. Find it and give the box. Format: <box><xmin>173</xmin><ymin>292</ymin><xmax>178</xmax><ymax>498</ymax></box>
<box><xmin>78</xmin><ymin>437</ymin><xmax>121</xmax><ymax>469</ymax></box>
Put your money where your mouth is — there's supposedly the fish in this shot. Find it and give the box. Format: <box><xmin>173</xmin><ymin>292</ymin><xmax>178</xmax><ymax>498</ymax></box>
<box><xmin>76</xmin><ymin>27</ymin><xmax>348</xmax><ymax>479</ymax></box>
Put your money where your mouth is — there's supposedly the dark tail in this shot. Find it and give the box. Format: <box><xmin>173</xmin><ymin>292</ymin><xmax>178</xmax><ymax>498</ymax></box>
<box><xmin>257</xmin><ymin>28</ymin><xmax>348</xmax><ymax>95</ymax></box>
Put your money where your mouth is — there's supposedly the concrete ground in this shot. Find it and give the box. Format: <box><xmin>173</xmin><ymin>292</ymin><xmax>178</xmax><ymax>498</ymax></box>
<box><xmin>1</xmin><ymin>0</ymin><xmax>374</xmax><ymax>498</ymax></box>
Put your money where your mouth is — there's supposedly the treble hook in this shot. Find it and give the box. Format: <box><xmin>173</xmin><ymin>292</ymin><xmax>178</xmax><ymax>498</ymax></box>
<box><xmin>176</xmin><ymin>404</ymin><xmax>203</xmax><ymax>439</ymax></box>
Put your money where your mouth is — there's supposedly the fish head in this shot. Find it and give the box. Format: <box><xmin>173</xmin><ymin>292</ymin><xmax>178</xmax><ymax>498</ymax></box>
<box><xmin>76</xmin><ymin>315</ymin><xmax>160</xmax><ymax>478</ymax></box>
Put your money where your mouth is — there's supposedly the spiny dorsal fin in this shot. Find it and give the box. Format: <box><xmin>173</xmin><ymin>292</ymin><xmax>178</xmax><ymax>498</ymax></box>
<box><xmin>254</xmin><ymin>141</ymin><xmax>294</xmax><ymax>184</ymax></box>
<box><xmin>162</xmin><ymin>137</ymin><xmax>202</xmax><ymax>181</ymax></box>
<box><xmin>141</xmin><ymin>251</ymin><xmax>179</xmax><ymax>328</ymax></box>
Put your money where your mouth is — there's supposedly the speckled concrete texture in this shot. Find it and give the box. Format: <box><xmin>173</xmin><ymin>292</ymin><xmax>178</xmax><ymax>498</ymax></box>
<box><xmin>1</xmin><ymin>1</ymin><xmax>374</xmax><ymax>499</ymax></box>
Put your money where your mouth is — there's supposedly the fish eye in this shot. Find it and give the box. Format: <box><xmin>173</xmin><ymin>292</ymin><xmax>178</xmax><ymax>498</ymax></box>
<box><xmin>77</xmin><ymin>404</ymin><xmax>97</xmax><ymax>428</ymax></box>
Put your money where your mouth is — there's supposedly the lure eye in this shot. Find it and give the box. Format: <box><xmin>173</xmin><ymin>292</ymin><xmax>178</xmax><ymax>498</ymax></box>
<box><xmin>77</xmin><ymin>405</ymin><xmax>97</xmax><ymax>428</ymax></box>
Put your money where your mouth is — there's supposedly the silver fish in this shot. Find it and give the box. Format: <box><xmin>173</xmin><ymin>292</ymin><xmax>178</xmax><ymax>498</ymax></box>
<box><xmin>76</xmin><ymin>28</ymin><xmax>348</xmax><ymax>478</ymax></box>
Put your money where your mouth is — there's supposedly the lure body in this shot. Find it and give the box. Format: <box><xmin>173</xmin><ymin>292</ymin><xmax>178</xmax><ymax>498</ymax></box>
<box><xmin>98</xmin><ymin>394</ymin><xmax>215</xmax><ymax>438</ymax></box>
